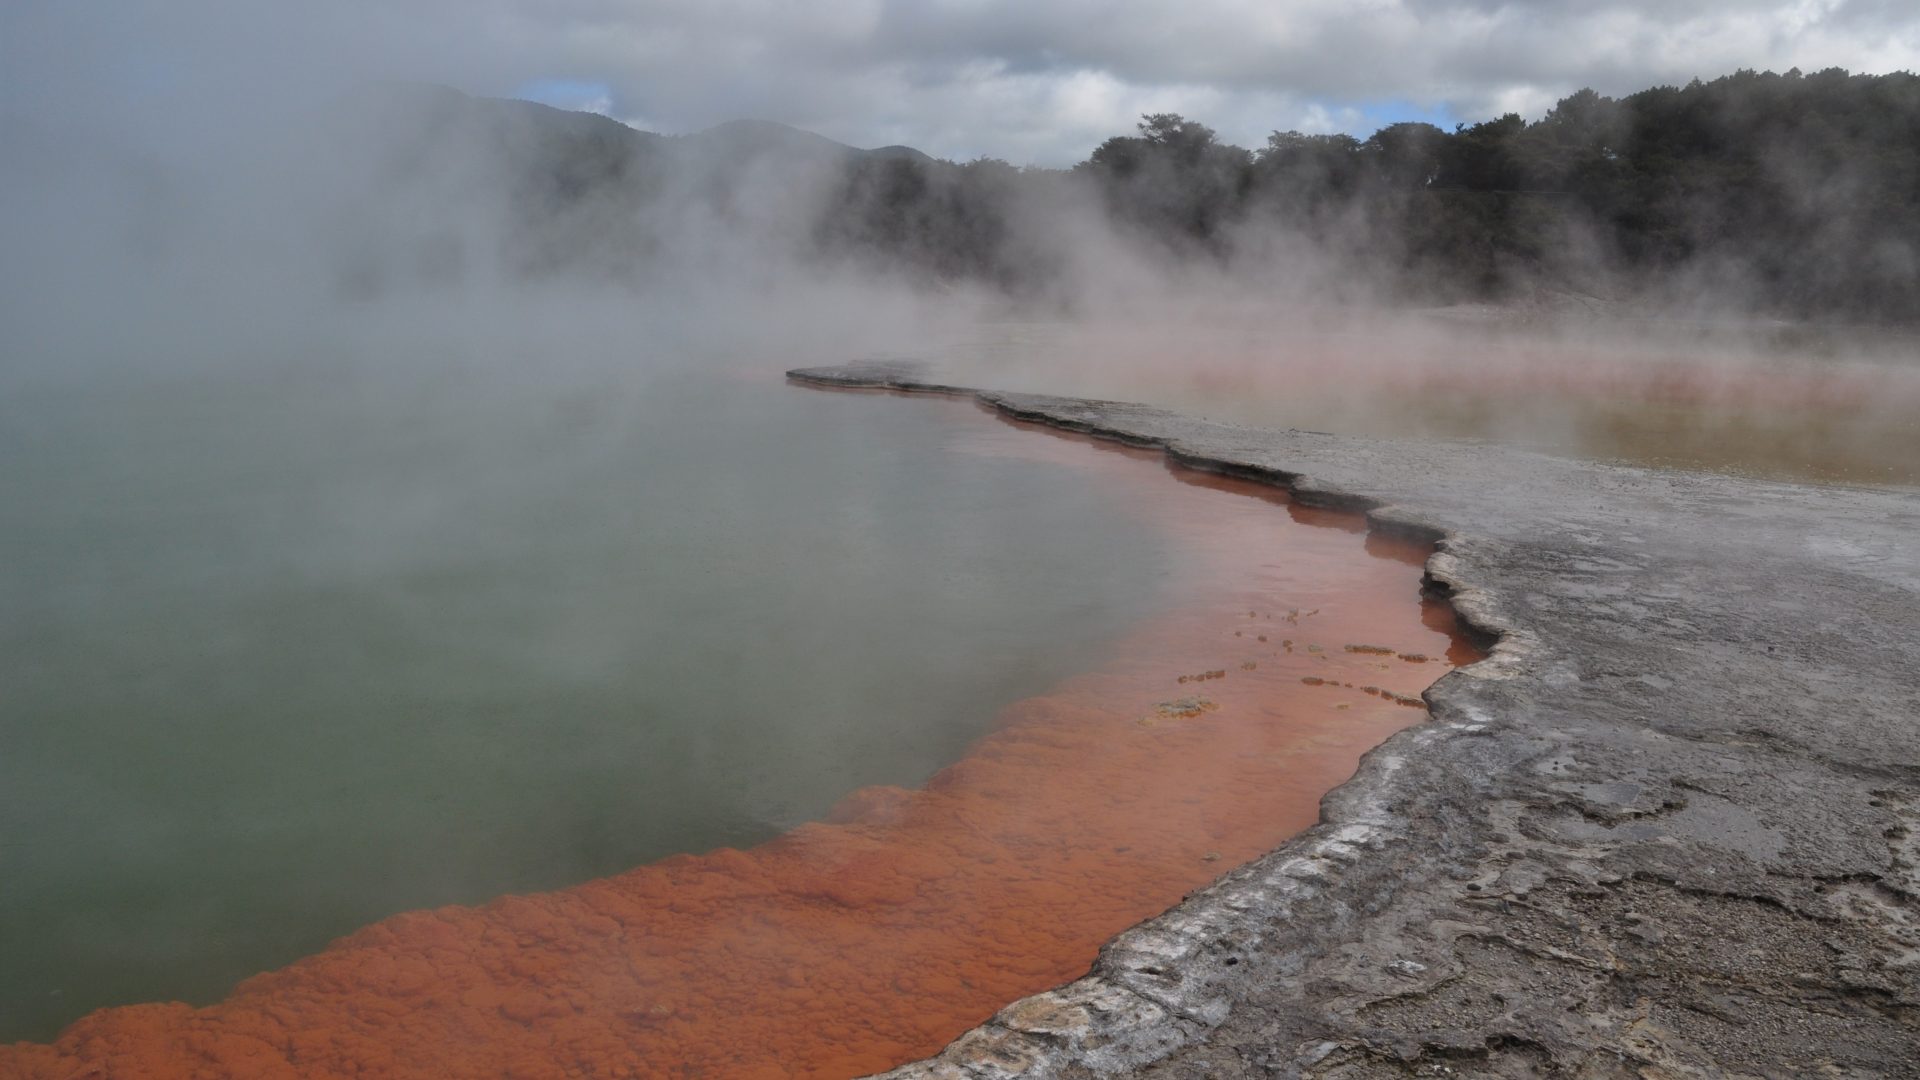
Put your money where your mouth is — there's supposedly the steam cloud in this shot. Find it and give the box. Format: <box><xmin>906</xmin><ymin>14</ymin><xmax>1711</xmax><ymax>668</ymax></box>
<box><xmin>7</xmin><ymin>53</ymin><xmax>1919</xmax><ymax>489</ymax></box>
<box><xmin>1</xmin><ymin>0</ymin><xmax>1917</xmax><ymax>1051</ymax></box>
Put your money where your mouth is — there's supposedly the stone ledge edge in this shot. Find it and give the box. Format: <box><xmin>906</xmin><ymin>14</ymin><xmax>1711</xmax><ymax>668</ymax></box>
<box><xmin>785</xmin><ymin>364</ymin><xmax>1530</xmax><ymax>1079</ymax></box>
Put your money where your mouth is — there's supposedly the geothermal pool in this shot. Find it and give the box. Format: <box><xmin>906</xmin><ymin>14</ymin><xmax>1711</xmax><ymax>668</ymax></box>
<box><xmin>930</xmin><ymin>320</ymin><xmax>1920</xmax><ymax>487</ymax></box>
<box><xmin>0</xmin><ymin>369</ymin><xmax>1175</xmax><ymax>1039</ymax></box>
<box><xmin>1</xmin><ymin>369</ymin><xmax>1472</xmax><ymax>1078</ymax></box>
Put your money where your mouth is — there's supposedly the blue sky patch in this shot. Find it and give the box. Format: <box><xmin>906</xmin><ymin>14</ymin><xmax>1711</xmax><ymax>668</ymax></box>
<box><xmin>1352</xmin><ymin>99</ymin><xmax>1458</xmax><ymax>133</ymax></box>
<box><xmin>515</xmin><ymin>78</ymin><xmax>616</xmax><ymax>115</ymax></box>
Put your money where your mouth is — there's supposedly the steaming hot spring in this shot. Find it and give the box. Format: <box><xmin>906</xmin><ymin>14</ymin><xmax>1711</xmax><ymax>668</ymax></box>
<box><xmin>0</xmin><ymin>358</ymin><xmax>1478</xmax><ymax>1079</ymax></box>
<box><xmin>932</xmin><ymin>316</ymin><xmax>1920</xmax><ymax>489</ymax></box>
<box><xmin>4</xmin><ymin>310</ymin><xmax>1913</xmax><ymax>1077</ymax></box>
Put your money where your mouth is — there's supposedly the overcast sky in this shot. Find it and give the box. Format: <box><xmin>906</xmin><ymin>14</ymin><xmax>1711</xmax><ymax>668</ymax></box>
<box><xmin>4</xmin><ymin>0</ymin><xmax>1918</xmax><ymax>166</ymax></box>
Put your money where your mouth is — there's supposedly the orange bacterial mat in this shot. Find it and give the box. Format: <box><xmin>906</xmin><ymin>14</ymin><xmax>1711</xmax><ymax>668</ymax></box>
<box><xmin>1</xmin><ymin>394</ymin><xmax>1480</xmax><ymax>1080</ymax></box>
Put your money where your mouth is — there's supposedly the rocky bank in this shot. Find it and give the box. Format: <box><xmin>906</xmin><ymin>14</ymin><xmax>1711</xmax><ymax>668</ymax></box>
<box><xmin>789</xmin><ymin>362</ymin><xmax>1920</xmax><ymax>1079</ymax></box>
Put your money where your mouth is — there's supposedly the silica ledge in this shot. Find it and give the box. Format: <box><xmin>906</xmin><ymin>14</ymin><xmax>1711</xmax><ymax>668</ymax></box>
<box><xmin>788</xmin><ymin>361</ymin><xmax>1920</xmax><ymax>1078</ymax></box>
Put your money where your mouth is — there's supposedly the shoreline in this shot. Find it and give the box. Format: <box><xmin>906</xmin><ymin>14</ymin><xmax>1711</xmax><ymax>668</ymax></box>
<box><xmin>0</xmin><ymin>380</ymin><xmax>1470</xmax><ymax>1079</ymax></box>
<box><xmin>785</xmin><ymin>362</ymin><xmax>1920</xmax><ymax>1078</ymax></box>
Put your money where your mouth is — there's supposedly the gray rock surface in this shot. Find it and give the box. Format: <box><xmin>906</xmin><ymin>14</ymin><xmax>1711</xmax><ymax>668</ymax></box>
<box><xmin>787</xmin><ymin>361</ymin><xmax>1920</xmax><ymax>1079</ymax></box>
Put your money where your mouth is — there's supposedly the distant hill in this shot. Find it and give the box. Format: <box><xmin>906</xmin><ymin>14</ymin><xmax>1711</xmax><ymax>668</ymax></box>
<box><xmin>677</xmin><ymin>117</ymin><xmax>932</xmax><ymax>164</ymax></box>
<box><xmin>327</xmin><ymin>73</ymin><xmax>1920</xmax><ymax>321</ymax></box>
<box><xmin>21</xmin><ymin>75</ymin><xmax>1911</xmax><ymax>321</ymax></box>
<box><xmin>299</xmin><ymin>84</ymin><xmax>975</xmax><ymax>293</ymax></box>
<box><xmin>324</xmin><ymin>84</ymin><xmax>928</xmax><ymax>188</ymax></box>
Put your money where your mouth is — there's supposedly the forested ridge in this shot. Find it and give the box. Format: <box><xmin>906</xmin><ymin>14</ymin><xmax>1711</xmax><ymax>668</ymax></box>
<box><xmin>138</xmin><ymin>69</ymin><xmax>1914</xmax><ymax>322</ymax></box>
<box><xmin>823</xmin><ymin>68</ymin><xmax>1920</xmax><ymax>320</ymax></box>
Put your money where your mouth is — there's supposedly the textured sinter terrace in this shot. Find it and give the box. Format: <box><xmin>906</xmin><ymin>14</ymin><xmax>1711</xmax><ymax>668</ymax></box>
<box><xmin>789</xmin><ymin>364</ymin><xmax>1920</xmax><ymax>1079</ymax></box>
<box><xmin>0</xmin><ymin>390</ymin><xmax>1473</xmax><ymax>1079</ymax></box>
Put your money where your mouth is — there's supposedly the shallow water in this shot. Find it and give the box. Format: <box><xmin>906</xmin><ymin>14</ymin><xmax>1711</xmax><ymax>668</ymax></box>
<box><xmin>928</xmin><ymin>319</ymin><xmax>1920</xmax><ymax>487</ymax></box>
<box><xmin>0</xmin><ymin>367</ymin><xmax>1176</xmax><ymax>1041</ymax></box>
<box><xmin>1</xmin><ymin>384</ymin><xmax>1474</xmax><ymax>1078</ymax></box>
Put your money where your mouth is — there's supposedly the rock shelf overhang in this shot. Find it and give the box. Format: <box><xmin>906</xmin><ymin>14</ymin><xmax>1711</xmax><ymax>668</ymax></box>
<box><xmin>788</xmin><ymin>362</ymin><xmax>1920</xmax><ymax>1079</ymax></box>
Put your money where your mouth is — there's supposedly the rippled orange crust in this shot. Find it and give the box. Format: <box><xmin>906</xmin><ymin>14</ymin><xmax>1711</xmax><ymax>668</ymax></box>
<box><xmin>1</xmin><ymin>403</ymin><xmax>1477</xmax><ymax>1080</ymax></box>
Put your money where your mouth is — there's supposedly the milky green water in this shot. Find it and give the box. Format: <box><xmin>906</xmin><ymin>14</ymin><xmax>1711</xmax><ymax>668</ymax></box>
<box><xmin>0</xmin><ymin>362</ymin><xmax>1171</xmax><ymax>1040</ymax></box>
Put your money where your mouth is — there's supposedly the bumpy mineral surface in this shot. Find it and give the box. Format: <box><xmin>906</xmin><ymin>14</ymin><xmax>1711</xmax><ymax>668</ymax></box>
<box><xmin>788</xmin><ymin>362</ymin><xmax>1920</xmax><ymax>1080</ymax></box>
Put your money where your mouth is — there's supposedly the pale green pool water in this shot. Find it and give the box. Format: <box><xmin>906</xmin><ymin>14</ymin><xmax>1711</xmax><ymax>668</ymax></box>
<box><xmin>0</xmin><ymin>359</ymin><xmax>1170</xmax><ymax>1040</ymax></box>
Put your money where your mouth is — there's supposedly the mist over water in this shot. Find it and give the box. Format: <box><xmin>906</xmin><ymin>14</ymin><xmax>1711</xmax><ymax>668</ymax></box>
<box><xmin>4</xmin><ymin>8</ymin><xmax>1918</xmax><ymax>1061</ymax></box>
<box><xmin>0</xmin><ymin>359</ymin><xmax>1178</xmax><ymax>1040</ymax></box>
<box><xmin>917</xmin><ymin>313</ymin><xmax>1920</xmax><ymax>487</ymax></box>
<box><xmin>7</xmin><ymin>66</ymin><xmax>1916</xmax><ymax>495</ymax></box>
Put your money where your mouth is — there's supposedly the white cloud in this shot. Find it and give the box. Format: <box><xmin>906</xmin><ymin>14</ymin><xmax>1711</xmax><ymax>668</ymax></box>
<box><xmin>3</xmin><ymin>0</ymin><xmax>1916</xmax><ymax>165</ymax></box>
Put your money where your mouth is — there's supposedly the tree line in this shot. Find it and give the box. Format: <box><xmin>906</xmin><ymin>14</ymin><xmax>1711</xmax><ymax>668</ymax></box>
<box><xmin>814</xmin><ymin>68</ymin><xmax>1920</xmax><ymax>322</ymax></box>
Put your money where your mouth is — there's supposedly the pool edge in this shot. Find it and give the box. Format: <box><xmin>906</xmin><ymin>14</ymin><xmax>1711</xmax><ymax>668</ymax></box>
<box><xmin>788</xmin><ymin>361</ymin><xmax>1920</xmax><ymax>1079</ymax></box>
